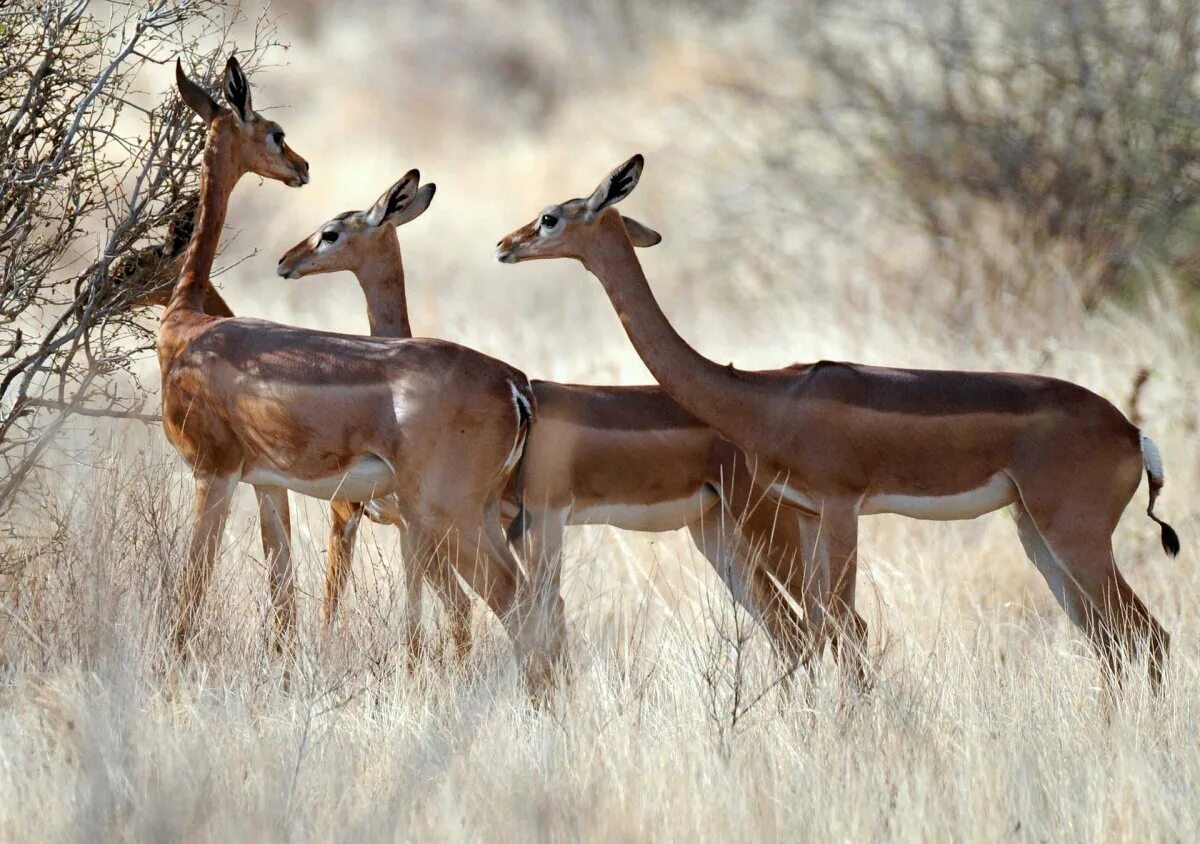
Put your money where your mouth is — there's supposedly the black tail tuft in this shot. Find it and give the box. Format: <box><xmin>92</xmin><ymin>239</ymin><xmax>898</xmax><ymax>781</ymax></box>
<box><xmin>1153</xmin><ymin>514</ymin><xmax>1181</xmax><ymax>558</ymax></box>
<box><xmin>1141</xmin><ymin>433</ymin><xmax>1179</xmax><ymax>558</ymax></box>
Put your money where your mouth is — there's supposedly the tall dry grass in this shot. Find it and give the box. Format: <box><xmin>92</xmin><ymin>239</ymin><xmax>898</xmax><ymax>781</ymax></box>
<box><xmin>1</xmin><ymin>1</ymin><xmax>1198</xmax><ymax>840</ymax></box>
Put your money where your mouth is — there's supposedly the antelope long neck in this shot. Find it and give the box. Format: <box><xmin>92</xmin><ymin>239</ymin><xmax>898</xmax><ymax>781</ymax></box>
<box><xmin>162</xmin><ymin>128</ymin><xmax>239</xmax><ymax>327</ymax></box>
<box><xmin>354</xmin><ymin>234</ymin><xmax>411</xmax><ymax>338</ymax></box>
<box><xmin>584</xmin><ymin>212</ymin><xmax>767</xmax><ymax>448</ymax></box>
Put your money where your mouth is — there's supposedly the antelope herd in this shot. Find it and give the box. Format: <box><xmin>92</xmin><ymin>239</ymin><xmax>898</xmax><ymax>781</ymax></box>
<box><xmin>150</xmin><ymin>56</ymin><xmax>1180</xmax><ymax>695</ymax></box>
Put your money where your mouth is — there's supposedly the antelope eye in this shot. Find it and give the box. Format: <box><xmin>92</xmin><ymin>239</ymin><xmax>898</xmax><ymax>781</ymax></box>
<box><xmin>540</xmin><ymin>214</ymin><xmax>558</xmax><ymax>229</ymax></box>
<box><xmin>272</xmin><ymin>131</ymin><xmax>285</xmax><ymax>146</ymax></box>
<box><xmin>320</xmin><ymin>230</ymin><xmax>339</xmax><ymax>243</ymax></box>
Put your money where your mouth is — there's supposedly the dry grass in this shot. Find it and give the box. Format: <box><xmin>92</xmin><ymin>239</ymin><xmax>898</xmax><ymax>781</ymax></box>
<box><xmin>2</xmin><ymin>1</ymin><xmax>1198</xmax><ymax>840</ymax></box>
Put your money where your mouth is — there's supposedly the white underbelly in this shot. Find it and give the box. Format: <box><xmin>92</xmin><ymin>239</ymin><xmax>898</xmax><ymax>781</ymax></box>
<box><xmin>766</xmin><ymin>481</ymin><xmax>820</xmax><ymax>513</ymax></box>
<box><xmin>571</xmin><ymin>488</ymin><xmax>718</xmax><ymax>532</ymax></box>
<box><xmin>242</xmin><ymin>454</ymin><xmax>396</xmax><ymax>502</ymax></box>
<box><xmin>861</xmin><ymin>472</ymin><xmax>1017</xmax><ymax>520</ymax></box>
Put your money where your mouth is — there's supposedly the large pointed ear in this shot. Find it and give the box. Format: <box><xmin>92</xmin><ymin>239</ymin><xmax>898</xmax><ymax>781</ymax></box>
<box><xmin>222</xmin><ymin>55</ymin><xmax>253</xmax><ymax>122</ymax></box>
<box><xmin>389</xmin><ymin>183</ymin><xmax>436</xmax><ymax>227</ymax></box>
<box><xmin>585</xmin><ymin>154</ymin><xmax>644</xmax><ymax>216</ymax></box>
<box><xmin>176</xmin><ymin>59</ymin><xmax>219</xmax><ymax>123</ymax></box>
<box><xmin>622</xmin><ymin>215</ymin><xmax>661</xmax><ymax>248</ymax></box>
<box><xmin>365</xmin><ymin>170</ymin><xmax>420</xmax><ymax>227</ymax></box>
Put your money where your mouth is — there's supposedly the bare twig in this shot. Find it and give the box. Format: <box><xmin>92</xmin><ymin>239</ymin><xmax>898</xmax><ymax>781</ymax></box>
<box><xmin>0</xmin><ymin>0</ymin><xmax>282</xmax><ymax>516</ymax></box>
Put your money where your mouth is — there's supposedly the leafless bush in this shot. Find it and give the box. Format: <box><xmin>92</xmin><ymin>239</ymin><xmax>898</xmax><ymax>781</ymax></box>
<box><xmin>801</xmin><ymin>0</ymin><xmax>1200</xmax><ymax>307</ymax></box>
<box><xmin>0</xmin><ymin>1</ymin><xmax>279</xmax><ymax>518</ymax></box>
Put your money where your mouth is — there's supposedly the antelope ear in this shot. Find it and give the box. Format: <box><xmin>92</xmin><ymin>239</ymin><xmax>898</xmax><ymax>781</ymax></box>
<box><xmin>176</xmin><ymin>60</ymin><xmax>219</xmax><ymax>123</ymax></box>
<box><xmin>366</xmin><ymin>170</ymin><xmax>420</xmax><ymax>227</ymax></box>
<box><xmin>388</xmin><ymin>183</ymin><xmax>436</xmax><ymax>227</ymax></box>
<box><xmin>622</xmin><ymin>215</ymin><xmax>661</xmax><ymax>247</ymax></box>
<box><xmin>586</xmin><ymin>154</ymin><xmax>644</xmax><ymax>216</ymax></box>
<box><xmin>222</xmin><ymin>55</ymin><xmax>253</xmax><ymax>122</ymax></box>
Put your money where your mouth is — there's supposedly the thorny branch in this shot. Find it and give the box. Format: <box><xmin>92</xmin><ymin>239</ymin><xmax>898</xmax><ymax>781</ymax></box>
<box><xmin>0</xmin><ymin>1</ymin><xmax>281</xmax><ymax>519</ymax></box>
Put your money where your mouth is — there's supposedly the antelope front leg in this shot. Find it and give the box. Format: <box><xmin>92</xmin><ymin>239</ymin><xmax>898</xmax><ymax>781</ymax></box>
<box><xmin>255</xmin><ymin>485</ymin><xmax>295</xmax><ymax>654</ymax></box>
<box><xmin>400</xmin><ymin>526</ymin><xmax>431</xmax><ymax>669</ymax></box>
<box><xmin>520</xmin><ymin>507</ymin><xmax>568</xmax><ymax>675</ymax></box>
<box><xmin>817</xmin><ymin>501</ymin><xmax>867</xmax><ymax>688</ymax></box>
<box><xmin>424</xmin><ymin>553</ymin><xmax>474</xmax><ymax>663</ymax></box>
<box><xmin>687</xmin><ymin>514</ymin><xmax>806</xmax><ymax>664</ymax></box>
<box><xmin>719</xmin><ymin>478</ymin><xmax>819</xmax><ymax>667</ymax></box>
<box><xmin>174</xmin><ymin>474</ymin><xmax>236</xmax><ymax>655</ymax></box>
<box><xmin>324</xmin><ymin>500</ymin><xmax>364</xmax><ymax>626</ymax></box>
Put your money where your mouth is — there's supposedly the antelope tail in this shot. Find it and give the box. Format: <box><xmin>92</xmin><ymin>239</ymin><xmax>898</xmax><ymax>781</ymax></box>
<box><xmin>1140</xmin><ymin>432</ymin><xmax>1181</xmax><ymax>557</ymax></box>
<box><xmin>504</xmin><ymin>380</ymin><xmax>535</xmax><ymax>548</ymax></box>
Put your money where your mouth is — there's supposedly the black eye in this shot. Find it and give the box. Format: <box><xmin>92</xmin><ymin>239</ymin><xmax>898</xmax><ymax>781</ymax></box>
<box><xmin>320</xmin><ymin>230</ymin><xmax>339</xmax><ymax>243</ymax></box>
<box><xmin>272</xmin><ymin>131</ymin><xmax>285</xmax><ymax>146</ymax></box>
<box><xmin>540</xmin><ymin>214</ymin><xmax>558</xmax><ymax>229</ymax></box>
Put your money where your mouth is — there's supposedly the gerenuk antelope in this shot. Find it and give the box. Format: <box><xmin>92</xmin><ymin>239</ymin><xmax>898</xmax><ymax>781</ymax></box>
<box><xmin>276</xmin><ymin>176</ymin><xmax>848</xmax><ymax>667</ymax></box>
<box><xmin>272</xmin><ymin>170</ymin><xmax>476</xmax><ymax>658</ymax></box>
<box><xmin>160</xmin><ymin>57</ymin><xmax>548</xmax><ymax>686</ymax></box>
<box><xmin>496</xmin><ymin>154</ymin><xmax>1180</xmax><ymax>689</ymax></box>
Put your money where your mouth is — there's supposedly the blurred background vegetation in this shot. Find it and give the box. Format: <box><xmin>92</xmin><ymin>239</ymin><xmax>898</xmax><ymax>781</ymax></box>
<box><xmin>274</xmin><ymin>0</ymin><xmax>1200</xmax><ymax>314</ymax></box>
<box><xmin>8</xmin><ymin>0</ymin><xmax>1200</xmax><ymax>511</ymax></box>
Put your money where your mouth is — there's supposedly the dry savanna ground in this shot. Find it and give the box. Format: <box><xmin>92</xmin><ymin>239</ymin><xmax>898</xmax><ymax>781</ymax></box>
<box><xmin>2</xmin><ymin>1</ymin><xmax>1199</xmax><ymax>840</ymax></box>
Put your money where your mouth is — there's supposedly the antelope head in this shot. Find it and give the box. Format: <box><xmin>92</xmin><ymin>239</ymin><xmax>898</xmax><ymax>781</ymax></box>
<box><xmin>494</xmin><ymin>154</ymin><xmax>661</xmax><ymax>265</ymax></box>
<box><xmin>175</xmin><ymin>55</ymin><xmax>310</xmax><ymax>188</ymax></box>
<box><xmin>110</xmin><ymin>198</ymin><xmax>197</xmax><ymax>309</ymax></box>
<box><xmin>276</xmin><ymin>170</ymin><xmax>435</xmax><ymax>279</ymax></box>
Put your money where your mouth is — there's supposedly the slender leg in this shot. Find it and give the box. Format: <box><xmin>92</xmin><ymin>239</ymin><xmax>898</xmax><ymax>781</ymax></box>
<box><xmin>688</xmin><ymin>514</ymin><xmax>758</xmax><ymax>612</ymax></box>
<box><xmin>1012</xmin><ymin>503</ymin><xmax>1116</xmax><ymax>667</ymax></box>
<box><xmin>255</xmin><ymin>484</ymin><xmax>295</xmax><ymax>654</ymax></box>
<box><xmin>324</xmin><ymin>500</ymin><xmax>363</xmax><ymax>626</ymax></box>
<box><xmin>424</xmin><ymin>552</ymin><xmax>474</xmax><ymax>662</ymax></box>
<box><xmin>1033</xmin><ymin>516</ymin><xmax>1169</xmax><ymax>689</ymax></box>
<box><xmin>438</xmin><ymin>504</ymin><xmax>546</xmax><ymax>693</ymax></box>
<box><xmin>722</xmin><ymin>483</ymin><xmax>825</xmax><ymax>666</ymax></box>
<box><xmin>687</xmin><ymin>515</ymin><xmax>806</xmax><ymax>662</ymax></box>
<box><xmin>173</xmin><ymin>474</ymin><xmax>236</xmax><ymax>654</ymax></box>
<box><xmin>1010</xmin><ymin>454</ymin><xmax>1168</xmax><ymax>689</ymax></box>
<box><xmin>400</xmin><ymin>525</ymin><xmax>431</xmax><ymax>669</ymax></box>
<box><xmin>499</xmin><ymin>499</ymin><xmax>568</xmax><ymax>696</ymax></box>
<box><xmin>818</xmin><ymin>502</ymin><xmax>868</xmax><ymax>688</ymax></box>
<box><xmin>521</xmin><ymin>506</ymin><xmax>569</xmax><ymax>672</ymax></box>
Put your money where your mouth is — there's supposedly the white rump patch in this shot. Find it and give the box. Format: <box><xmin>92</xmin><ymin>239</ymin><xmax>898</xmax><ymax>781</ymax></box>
<box><xmin>1140</xmin><ymin>432</ymin><xmax>1165</xmax><ymax>483</ymax></box>
<box><xmin>502</xmin><ymin>379</ymin><xmax>533</xmax><ymax>473</ymax></box>
<box><xmin>862</xmin><ymin>472</ymin><xmax>1017</xmax><ymax>521</ymax></box>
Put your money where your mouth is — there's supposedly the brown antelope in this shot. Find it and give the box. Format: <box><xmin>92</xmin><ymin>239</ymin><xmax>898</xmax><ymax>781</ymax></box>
<box><xmin>272</xmin><ymin>171</ymin><xmax>476</xmax><ymax>652</ymax></box>
<box><xmin>276</xmin><ymin>177</ymin><xmax>857</xmax><ymax>665</ymax></box>
<box><xmin>162</xmin><ymin>57</ymin><xmax>545</xmax><ymax>684</ymax></box>
<box><xmin>123</xmin><ymin>189</ymin><xmax>476</xmax><ymax>660</ymax></box>
<box><xmin>496</xmin><ymin>154</ymin><xmax>1180</xmax><ymax>687</ymax></box>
